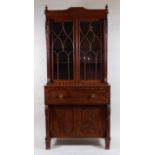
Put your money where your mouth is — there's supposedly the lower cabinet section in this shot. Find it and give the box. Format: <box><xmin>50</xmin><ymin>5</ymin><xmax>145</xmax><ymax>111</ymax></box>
<box><xmin>49</xmin><ymin>106</ymin><xmax>107</xmax><ymax>138</ymax></box>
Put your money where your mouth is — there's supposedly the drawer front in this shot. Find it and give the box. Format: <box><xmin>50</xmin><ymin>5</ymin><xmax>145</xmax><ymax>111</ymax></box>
<box><xmin>45</xmin><ymin>87</ymin><xmax>110</xmax><ymax>105</ymax></box>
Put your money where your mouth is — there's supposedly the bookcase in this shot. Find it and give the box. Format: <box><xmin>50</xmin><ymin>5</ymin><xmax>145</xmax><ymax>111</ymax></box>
<box><xmin>44</xmin><ymin>5</ymin><xmax>111</xmax><ymax>149</ymax></box>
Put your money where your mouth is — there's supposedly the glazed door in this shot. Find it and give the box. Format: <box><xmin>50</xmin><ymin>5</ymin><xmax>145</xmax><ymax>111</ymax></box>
<box><xmin>51</xmin><ymin>20</ymin><xmax>103</xmax><ymax>81</ymax></box>
<box><xmin>51</xmin><ymin>21</ymin><xmax>75</xmax><ymax>80</ymax></box>
<box><xmin>79</xmin><ymin>20</ymin><xmax>103</xmax><ymax>80</ymax></box>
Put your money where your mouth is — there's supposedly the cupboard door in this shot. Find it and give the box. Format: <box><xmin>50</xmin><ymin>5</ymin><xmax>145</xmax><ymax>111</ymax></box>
<box><xmin>77</xmin><ymin>106</ymin><xmax>106</xmax><ymax>137</ymax></box>
<box><xmin>52</xmin><ymin>21</ymin><xmax>74</xmax><ymax>80</ymax></box>
<box><xmin>79</xmin><ymin>21</ymin><xmax>103</xmax><ymax>80</ymax></box>
<box><xmin>50</xmin><ymin>107</ymin><xmax>75</xmax><ymax>137</ymax></box>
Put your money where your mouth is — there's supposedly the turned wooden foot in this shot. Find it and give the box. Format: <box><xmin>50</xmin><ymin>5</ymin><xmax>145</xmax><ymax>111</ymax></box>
<box><xmin>45</xmin><ymin>137</ymin><xmax>51</xmax><ymax>149</ymax></box>
<box><xmin>105</xmin><ymin>138</ymin><xmax>110</xmax><ymax>150</ymax></box>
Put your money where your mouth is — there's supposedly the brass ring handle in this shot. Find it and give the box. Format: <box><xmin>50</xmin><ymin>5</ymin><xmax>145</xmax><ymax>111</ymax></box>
<box><xmin>91</xmin><ymin>93</ymin><xmax>96</xmax><ymax>98</ymax></box>
<box><xmin>58</xmin><ymin>94</ymin><xmax>64</xmax><ymax>99</ymax></box>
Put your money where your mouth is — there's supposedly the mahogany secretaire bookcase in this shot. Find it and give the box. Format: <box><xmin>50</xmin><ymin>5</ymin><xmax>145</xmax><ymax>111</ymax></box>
<box><xmin>44</xmin><ymin>5</ymin><xmax>111</xmax><ymax>149</ymax></box>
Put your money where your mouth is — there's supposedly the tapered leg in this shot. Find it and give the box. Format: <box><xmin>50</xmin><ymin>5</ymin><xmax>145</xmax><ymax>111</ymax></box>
<box><xmin>45</xmin><ymin>137</ymin><xmax>51</xmax><ymax>149</ymax></box>
<box><xmin>45</xmin><ymin>105</ymin><xmax>51</xmax><ymax>149</ymax></box>
<box><xmin>105</xmin><ymin>137</ymin><xmax>110</xmax><ymax>149</ymax></box>
<box><xmin>105</xmin><ymin>104</ymin><xmax>111</xmax><ymax>149</ymax></box>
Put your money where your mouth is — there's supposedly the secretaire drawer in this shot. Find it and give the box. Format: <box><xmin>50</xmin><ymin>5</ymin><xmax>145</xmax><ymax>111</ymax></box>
<box><xmin>45</xmin><ymin>87</ymin><xmax>110</xmax><ymax>105</ymax></box>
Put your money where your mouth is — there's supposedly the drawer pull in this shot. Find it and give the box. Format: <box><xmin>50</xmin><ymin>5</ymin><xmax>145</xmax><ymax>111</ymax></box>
<box><xmin>91</xmin><ymin>93</ymin><xmax>96</xmax><ymax>98</ymax></box>
<box><xmin>58</xmin><ymin>94</ymin><xmax>64</xmax><ymax>99</ymax></box>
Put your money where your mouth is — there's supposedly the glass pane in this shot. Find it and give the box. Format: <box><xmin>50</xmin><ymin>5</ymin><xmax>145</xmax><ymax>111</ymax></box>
<box><xmin>52</xmin><ymin>22</ymin><xmax>73</xmax><ymax>80</ymax></box>
<box><xmin>80</xmin><ymin>21</ymin><xmax>102</xmax><ymax>80</ymax></box>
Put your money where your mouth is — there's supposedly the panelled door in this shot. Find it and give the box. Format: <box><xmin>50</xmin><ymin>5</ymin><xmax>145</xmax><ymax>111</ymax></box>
<box><xmin>50</xmin><ymin>106</ymin><xmax>106</xmax><ymax>138</ymax></box>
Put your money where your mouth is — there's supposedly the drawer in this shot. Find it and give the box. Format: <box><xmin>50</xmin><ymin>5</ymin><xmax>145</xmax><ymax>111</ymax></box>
<box><xmin>45</xmin><ymin>87</ymin><xmax>110</xmax><ymax>105</ymax></box>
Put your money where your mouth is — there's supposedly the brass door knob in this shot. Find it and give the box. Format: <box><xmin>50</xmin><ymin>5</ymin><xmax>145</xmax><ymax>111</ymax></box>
<box><xmin>58</xmin><ymin>94</ymin><xmax>64</xmax><ymax>99</ymax></box>
<box><xmin>91</xmin><ymin>93</ymin><xmax>96</xmax><ymax>98</ymax></box>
